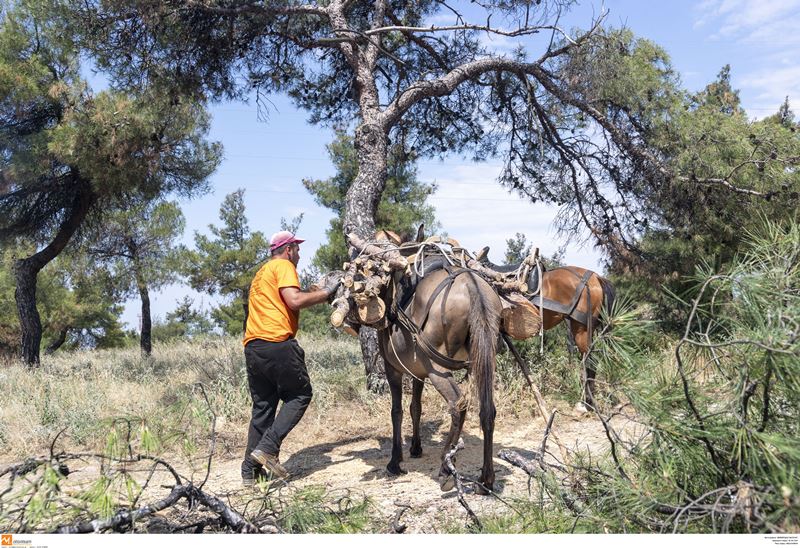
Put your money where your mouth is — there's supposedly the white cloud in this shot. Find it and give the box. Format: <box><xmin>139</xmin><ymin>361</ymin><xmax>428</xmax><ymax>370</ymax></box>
<box><xmin>738</xmin><ymin>64</ymin><xmax>800</xmax><ymax>112</ymax></box>
<box><xmin>422</xmin><ymin>163</ymin><xmax>604</xmax><ymax>268</ymax></box>
<box><xmin>693</xmin><ymin>0</ymin><xmax>800</xmax><ymax>116</ymax></box>
<box><xmin>696</xmin><ymin>0</ymin><xmax>800</xmax><ymax>37</ymax></box>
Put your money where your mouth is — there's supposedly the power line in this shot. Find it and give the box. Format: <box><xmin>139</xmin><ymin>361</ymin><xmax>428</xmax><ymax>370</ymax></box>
<box><xmin>211</xmin><ymin>185</ymin><xmax>535</xmax><ymax>202</ymax></box>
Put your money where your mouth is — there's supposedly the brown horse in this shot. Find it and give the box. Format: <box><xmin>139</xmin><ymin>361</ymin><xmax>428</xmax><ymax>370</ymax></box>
<box><xmin>520</xmin><ymin>265</ymin><xmax>616</xmax><ymax>409</ymax></box>
<box><xmin>375</xmin><ymin>265</ymin><xmax>503</xmax><ymax>494</ymax></box>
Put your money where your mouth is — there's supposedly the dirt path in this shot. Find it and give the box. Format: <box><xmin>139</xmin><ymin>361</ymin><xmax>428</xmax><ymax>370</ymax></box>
<box><xmin>0</xmin><ymin>394</ymin><xmax>640</xmax><ymax>533</ymax></box>
<box><xmin>201</xmin><ymin>403</ymin><xmax>639</xmax><ymax>533</ymax></box>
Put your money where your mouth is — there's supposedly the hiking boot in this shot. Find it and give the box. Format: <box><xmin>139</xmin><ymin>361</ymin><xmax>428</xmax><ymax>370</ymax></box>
<box><xmin>250</xmin><ymin>449</ymin><xmax>289</xmax><ymax>480</ymax></box>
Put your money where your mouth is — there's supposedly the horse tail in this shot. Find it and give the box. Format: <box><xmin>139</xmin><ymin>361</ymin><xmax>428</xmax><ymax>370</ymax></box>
<box><xmin>598</xmin><ymin>276</ymin><xmax>616</xmax><ymax>325</ymax></box>
<box><xmin>465</xmin><ymin>273</ymin><xmax>500</xmax><ymax>428</ymax></box>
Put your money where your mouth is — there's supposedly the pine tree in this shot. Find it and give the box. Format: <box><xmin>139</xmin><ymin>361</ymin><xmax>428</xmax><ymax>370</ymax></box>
<box><xmin>0</xmin><ymin>1</ymin><xmax>221</xmax><ymax>364</ymax></box>
<box><xmin>182</xmin><ymin>190</ymin><xmax>270</xmax><ymax>335</ymax></box>
<box><xmin>88</xmin><ymin>200</ymin><xmax>186</xmax><ymax>355</ymax></box>
<box><xmin>305</xmin><ymin>130</ymin><xmax>439</xmax><ymax>273</ymax></box>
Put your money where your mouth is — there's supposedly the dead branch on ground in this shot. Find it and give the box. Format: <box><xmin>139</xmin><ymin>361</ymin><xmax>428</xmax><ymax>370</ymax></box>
<box><xmin>443</xmin><ymin>438</ymin><xmax>481</xmax><ymax>531</ymax></box>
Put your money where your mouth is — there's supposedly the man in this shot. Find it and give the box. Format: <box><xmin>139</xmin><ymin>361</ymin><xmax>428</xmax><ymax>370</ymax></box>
<box><xmin>241</xmin><ymin>230</ymin><xmax>341</xmax><ymax>486</ymax></box>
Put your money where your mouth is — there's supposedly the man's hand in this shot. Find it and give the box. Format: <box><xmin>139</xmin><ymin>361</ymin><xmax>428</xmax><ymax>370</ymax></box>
<box><xmin>324</xmin><ymin>271</ymin><xmax>344</xmax><ymax>299</ymax></box>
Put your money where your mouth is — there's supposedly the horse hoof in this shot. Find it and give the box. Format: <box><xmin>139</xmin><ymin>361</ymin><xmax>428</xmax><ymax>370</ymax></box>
<box><xmin>475</xmin><ymin>482</ymin><xmax>492</xmax><ymax>496</ymax></box>
<box><xmin>409</xmin><ymin>446</ymin><xmax>422</xmax><ymax>458</ymax></box>
<box><xmin>387</xmin><ymin>464</ymin><xmax>407</xmax><ymax>476</ymax></box>
<box><xmin>438</xmin><ymin>474</ymin><xmax>455</xmax><ymax>492</ymax></box>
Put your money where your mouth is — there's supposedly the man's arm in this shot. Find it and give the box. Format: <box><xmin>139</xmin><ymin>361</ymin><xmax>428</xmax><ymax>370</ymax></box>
<box><xmin>279</xmin><ymin>286</ymin><xmax>331</xmax><ymax>311</ymax></box>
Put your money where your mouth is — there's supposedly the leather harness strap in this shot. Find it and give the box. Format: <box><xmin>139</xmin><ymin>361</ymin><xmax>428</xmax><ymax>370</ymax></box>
<box><xmin>530</xmin><ymin>268</ymin><xmax>594</xmax><ymax>326</ymax></box>
<box><xmin>394</xmin><ymin>265</ymin><xmax>473</xmax><ymax>369</ymax></box>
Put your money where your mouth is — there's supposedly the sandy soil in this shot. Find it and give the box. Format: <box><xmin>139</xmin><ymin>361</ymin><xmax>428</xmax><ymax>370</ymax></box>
<box><xmin>199</xmin><ymin>399</ymin><xmax>641</xmax><ymax>533</ymax></box>
<box><xmin>1</xmin><ymin>392</ymin><xmax>641</xmax><ymax>533</ymax></box>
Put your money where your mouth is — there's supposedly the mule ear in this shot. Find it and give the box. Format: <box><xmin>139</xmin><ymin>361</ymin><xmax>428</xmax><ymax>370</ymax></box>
<box><xmin>415</xmin><ymin>224</ymin><xmax>425</xmax><ymax>243</ymax></box>
<box><xmin>374</xmin><ymin>229</ymin><xmax>402</xmax><ymax>245</ymax></box>
<box><xmin>475</xmin><ymin>246</ymin><xmax>489</xmax><ymax>262</ymax></box>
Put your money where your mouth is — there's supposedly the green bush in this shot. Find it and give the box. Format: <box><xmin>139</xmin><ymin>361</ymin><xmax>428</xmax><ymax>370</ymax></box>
<box><xmin>583</xmin><ymin>217</ymin><xmax>800</xmax><ymax>533</ymax></box>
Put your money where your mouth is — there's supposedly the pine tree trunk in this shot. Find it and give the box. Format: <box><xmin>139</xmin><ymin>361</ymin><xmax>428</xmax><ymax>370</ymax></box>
<box><xmin>14</xmin><ymin>178</ymin><xmax>94</xmax><ymax>366</ymax></box>
<box><xmin>135</xmin><ymin>268</ymin><xmax>152</xmax><ymax>356</ymax></box>
<box><xmin>14</xmin><ymin>260</ymin><xmax>43</xmax><ymax>366</ymax></box>
<box><xmin>45</xmin><ymin>327</ymin><xmax>69</xmax><ymax>355</ymax></box>
<box><xmin>344</xmin><ymin>121</ymin><xmax>390</xmax><ymax>393</ymax></box>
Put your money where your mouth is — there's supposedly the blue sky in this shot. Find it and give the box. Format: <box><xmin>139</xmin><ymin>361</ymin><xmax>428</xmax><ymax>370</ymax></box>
<box><xmin>121</xmin><ymin>0</ymin><xmax>800</xmax><ymax>329</ymax></box>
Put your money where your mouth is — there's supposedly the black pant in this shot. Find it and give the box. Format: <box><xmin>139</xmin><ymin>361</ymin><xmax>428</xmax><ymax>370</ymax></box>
<box><xmin>241</xmin><ymin>338</ymin><xmax>312</xmax><ymax>477</ymax></box>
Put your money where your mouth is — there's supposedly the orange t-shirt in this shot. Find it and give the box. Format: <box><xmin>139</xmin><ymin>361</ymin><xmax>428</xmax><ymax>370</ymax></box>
<box><xmin>243</xmin><ymin>258</ymin><xmax>301</xmax><ymax>345</ymax></box>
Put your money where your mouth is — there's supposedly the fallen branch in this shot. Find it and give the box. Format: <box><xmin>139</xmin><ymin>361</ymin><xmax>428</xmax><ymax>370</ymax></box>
<box><xmin>54</xmin><ymin>483</ymin><xmax>268</xmax><ymax>534</ymax></box>
<box><xmin>498</xmin><ymin>449</ymin><xmax>584</xmax><ymax>515</ymax></box>
<box><xmin>443</xmin><ymin>438</ymin><xmax>481</xmax><ymax>530</ymax></box>
<box><xmin>391</xmin><ymin>503</ymin><xmax>410</xmax><ymax>533</ymax></box>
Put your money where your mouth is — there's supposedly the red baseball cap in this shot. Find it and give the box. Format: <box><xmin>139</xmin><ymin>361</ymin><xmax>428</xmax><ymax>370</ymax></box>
<box><xmin>269</xmin><ymin>230</ymin><xmax>305</xmax><ymax>251</ymax></box>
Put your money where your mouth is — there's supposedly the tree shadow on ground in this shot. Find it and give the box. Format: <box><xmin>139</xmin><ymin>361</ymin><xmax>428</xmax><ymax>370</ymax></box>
<box><xmin>281</xmin><ymin>418</ymin><xmax>444</xmax><ymax>481</ymax></box>
<box><xmin>282</xmin><ymin>417</ymin><xmax>539</xmax><ymax>496</ymax></box>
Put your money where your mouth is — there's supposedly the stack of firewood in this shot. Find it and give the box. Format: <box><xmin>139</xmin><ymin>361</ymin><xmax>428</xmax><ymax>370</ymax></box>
<box><xmin>329</xmin><ymin>232</ymin><xmax>542</xmax><ymax>340</ymax></box>
<box><xmin>330</xmin><ymin>233</ymin><xmax>411</xmax><ymax>328</ymax></box>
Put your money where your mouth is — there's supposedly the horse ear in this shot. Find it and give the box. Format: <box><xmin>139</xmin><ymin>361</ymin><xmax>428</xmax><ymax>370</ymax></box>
<box><xmin>475</xmin><ymin>246</ymin><xmax>489</xmax><ymax>262</ymax></box>
<box><xmin>415</xmin><ymin>224</ymin><xmax>425</xmax><ymax>243</ymax></box>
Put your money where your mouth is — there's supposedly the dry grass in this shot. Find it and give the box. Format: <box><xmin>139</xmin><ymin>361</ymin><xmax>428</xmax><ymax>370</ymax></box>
<box><xmin>0</xmin><ymin>334</ymin><xmax>565</xmax><ymax>463</ymax></box>
<box><xmin>0</xmin><ymin>335</ymin><xmax>366</xmax><ymax>460</ymax></box>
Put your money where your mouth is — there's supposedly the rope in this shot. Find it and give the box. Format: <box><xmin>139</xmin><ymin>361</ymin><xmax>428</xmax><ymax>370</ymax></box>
<box><xmin>387</xmin><ymin>327</ymin><xmax>427</xmax><ymax>384</ymax></box>
<box><xmin>413</xmin><ymin>242</ymin><xmax>456</xmax><ymax>277</ymax></box>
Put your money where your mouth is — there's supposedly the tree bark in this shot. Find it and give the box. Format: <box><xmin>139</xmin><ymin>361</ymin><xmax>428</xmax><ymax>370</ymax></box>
<box><xmin>14</xmin><ymin>260</ymin><xmax>44</xmax><ymax>366</ymax></box>
<box><xmin>134</xmin><ymin>265</ymin><xmax>152</xmax><ymax>356</ymax></box>
<box><xmin>335</xmin><ymin>6</ymin><xmax>393</xmax><ymax>393</ymax></box>
<box><xmin>14</xmin><ymin>177</ymin><xmax>94</xmax><ymax>366</ymax></box>
<box><xmin>344</xmin><ymin>121</ymin><xmax>391</xmax><ymax>393</ymax></box>
<box><xmin>241</xmin><ymin>288</ymin><xmax>249</xmax><ymax>334</ymax></box>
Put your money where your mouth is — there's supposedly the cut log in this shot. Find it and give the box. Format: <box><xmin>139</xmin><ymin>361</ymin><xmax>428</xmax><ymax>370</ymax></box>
<box><xmin>501</xmin><ymin>293</ymin><xmax>542</xmax><ymax>340</ymax></box>
<box><xmin>363</xmin><ymin>274</ymin><xmax>389</xmax><ymax>297</ymax></box>
<box><xmin>499</xmin><ymin>280</ymin><xmax>529</xmax><ymax>293</ymax></box>
<box><xmin>357</xmin><ymin>296</ymin><xmax>386</xmax><ymax>325</ymax></box>
<box><xmin>347</xmin><ymin>233</ymin><xmax>408</xmax><ymax>271</ymax></box>
<box><xmin>330</xmin><ymin>298</ymin><xmax>351</xmax><ymax>328</ymax></box>
<box><xmin>463</xmin><ymin>257</ymin><xmax>506</xmax><ymax>282</ymax></box>
<box><xmin>375</xmin><ymin>229</ymin><xmax>402</xmax><ymax>245</ymax></box>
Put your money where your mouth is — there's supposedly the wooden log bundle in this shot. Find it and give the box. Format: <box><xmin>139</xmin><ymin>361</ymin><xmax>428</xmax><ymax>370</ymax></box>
<box><xmin>347</xmin><ymin>233</ymin><xmax>409</xmax><ymax>271</ymax></box>
<box><xmin>332</xmin><ymin>233</ymin><xmax>543</xmax><ymax>334</ymax></box>
<box><xmin>329</xmin><ymin>234</ymin><xmax>413</xmax><ymax>329</ymax></box>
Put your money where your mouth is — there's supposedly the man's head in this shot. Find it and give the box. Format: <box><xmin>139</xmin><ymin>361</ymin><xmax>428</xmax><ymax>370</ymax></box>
<box><xmin>270</xmin><ymin>230</ymin><xmax>305</xmax><ymax>266</ymax></box>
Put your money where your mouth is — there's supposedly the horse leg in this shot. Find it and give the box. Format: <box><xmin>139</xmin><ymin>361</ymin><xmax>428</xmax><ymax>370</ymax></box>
<box><xmin>476</xmin><ymin>394</ymin><xmax>497</xmax><ymax>495</ymax></box>
<box><xmin>385</xmin><ymin>365</ymin><xmax>407</xmax><ymax>476</ymax></box>
<box><xmin>571</xmin><ymin>321</ymin><xmax>597</xmax><ymax>410</ymax></box>
<box><xmin>409</xmin><ymin>378</ymin><xmax>424</xmax><ymax>458</ymax></box>
<box><xmin>427</xmin><ymin>371</ymin><xmax>466</xmax><ymax>491</ymax></box>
